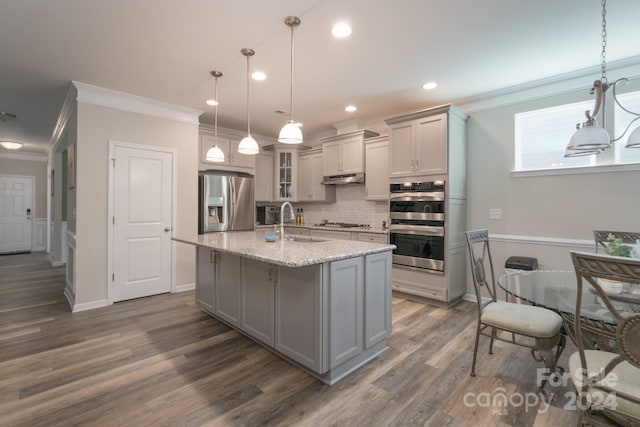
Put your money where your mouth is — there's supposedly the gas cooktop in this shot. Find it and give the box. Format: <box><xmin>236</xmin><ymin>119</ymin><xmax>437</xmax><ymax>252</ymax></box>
<box><xmin>314</xmin><ymin>222</ymin><xmax>370</xmax><ymax>229</ymax></box>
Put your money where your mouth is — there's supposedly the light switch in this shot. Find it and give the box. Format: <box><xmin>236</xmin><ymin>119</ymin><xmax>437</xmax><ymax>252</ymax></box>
<box><xmin>489</xmin><ymin>208</ymin><xmax>502</xmax><ymax>220</ymax></box>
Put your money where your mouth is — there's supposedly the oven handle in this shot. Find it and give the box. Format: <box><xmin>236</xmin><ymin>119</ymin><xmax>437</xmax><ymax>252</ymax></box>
<box><xmin>389</xmin><ymin>192</ymin><xmax>445</xmax><ymax>201</ymax></box>
<box><xmin>389</xmin><ymin>224</ymin><xmax>444</xmax><ymax>236</ymax></box>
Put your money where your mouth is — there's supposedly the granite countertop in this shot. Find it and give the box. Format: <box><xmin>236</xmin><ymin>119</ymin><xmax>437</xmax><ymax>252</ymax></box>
<box><xmin>173</xmin><ymin>230</ymin><xmax>395</xmax><ymax>267</ymax></box>
<box><xmin>257</xmin><ymin>224</ymin><xmax>389</xmax><ymax>235</ymax></box>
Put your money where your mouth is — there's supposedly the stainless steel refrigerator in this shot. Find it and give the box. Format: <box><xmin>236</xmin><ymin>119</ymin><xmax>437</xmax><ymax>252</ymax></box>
<box><xmin>198</xmin><ymin>171</ymin><xmax>255</xmax><ymax>233</ymax></box>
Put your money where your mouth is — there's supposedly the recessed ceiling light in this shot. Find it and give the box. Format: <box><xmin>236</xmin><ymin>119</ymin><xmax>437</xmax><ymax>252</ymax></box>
<box><xmin>252</xmin><ymin>71</ymin><xmax>266</xmax><ymax>81</ymax></box>
<box><xmin>422</xmin><ymin>81</ymin><xmax>438</xmax><ymax>90</ymax></box>
<box><xmin>332</xmin><ymin>22</ymin><xmax>352</xmax><ymax>38</ymax></box>
<box><xmin>345</xmin><ymin>105</ymin><xmax>357</xmax><ymax>112</ymax></box>
<box><xmin>0</xmin><ymin>141</ymin><xmax>23</xmax><ymax>150</ymax></box>
<box><xmin>206</xmin><ymin>99</ymin><xmax>219</xmax><ymax>106</ymax></box>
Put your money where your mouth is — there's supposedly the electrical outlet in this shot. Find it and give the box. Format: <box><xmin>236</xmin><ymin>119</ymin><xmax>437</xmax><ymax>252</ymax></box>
<box><xmin>489</xmin><ymin>208</ymin><xmax>502</xmax><ymax>220</ymax></box>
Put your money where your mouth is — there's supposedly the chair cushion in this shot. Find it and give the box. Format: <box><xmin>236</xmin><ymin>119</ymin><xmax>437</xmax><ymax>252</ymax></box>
<box><xmin>481</xmin><ymin>301</ymin><xmax>562</xmax><ymax>338</ymax></box>
<box><xmin>569</xmin><ymin>350</ymin><xmax>640</xmax><ymax>420</ymax></box>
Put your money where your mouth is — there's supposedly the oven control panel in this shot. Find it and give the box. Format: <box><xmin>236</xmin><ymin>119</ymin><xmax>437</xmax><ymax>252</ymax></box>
<box><xmin>390</xmin><ymin>180</ymin><xmax>445</xmax><ymax>193</ymax></box>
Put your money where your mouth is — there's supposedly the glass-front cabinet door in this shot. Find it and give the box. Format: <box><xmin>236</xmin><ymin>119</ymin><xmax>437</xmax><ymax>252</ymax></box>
<box><xmin>275</xmin><ymin>148</ymin><xmax>298</xmax><ymax>201</ymax></box>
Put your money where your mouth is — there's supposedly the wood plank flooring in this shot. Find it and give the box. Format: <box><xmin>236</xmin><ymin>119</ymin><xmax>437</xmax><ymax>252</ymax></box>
<box><xmin>0</xmin><ymin>253</ymin><xmax>578</xmax><ymax>426</ymax></box>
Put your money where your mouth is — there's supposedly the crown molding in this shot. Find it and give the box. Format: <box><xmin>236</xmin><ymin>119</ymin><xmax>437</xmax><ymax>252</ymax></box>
<box><xmin>72</xmin><ymin>81</ymin><xmax>203</xmax><ymax>125</ymax></box>
<box><xmin>0</xmin><ymin>151</ymin><xmax>48</xmax><ymax>162</ymax></box>
<box><xmin>457</xmin><ymin>55</ymin><xmax>640</xmax><ymax>113</ymax></box>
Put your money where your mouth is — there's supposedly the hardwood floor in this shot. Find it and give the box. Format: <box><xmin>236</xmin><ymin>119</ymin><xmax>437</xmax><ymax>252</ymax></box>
<box><xmin>0</xmin><ymin>253</ymin><xmax>578</xmax><ymax>426</ymax></box>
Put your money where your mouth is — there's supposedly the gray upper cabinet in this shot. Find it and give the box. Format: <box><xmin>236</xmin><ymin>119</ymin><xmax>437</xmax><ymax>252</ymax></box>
<box><xmin>255</xmin><ymin>151</ymin><xmax>274</xmax><ymax>202</ymax></box>
<box><xmin>364</xmin><ymin>135</ymin><xmax>389</xmax><ymax>200</ymax></box>
<box><xmin>298</xmin><ymin>149</ymin><xmax>335</xmax><ymax>202</ymax></box>
<box><xmin>199</xmin><ymin>128</ymin><xmax>256</xmax><ymax>172</ymax></box>
<box><xmin>320</xmin><ymin>130</ymin><xmax>379</xmax><ymax>176</ymax></box>
<box><xmin>385</xmin><ymin>105</ymin><xmax>467</xmax><ymax>187</ymax></box>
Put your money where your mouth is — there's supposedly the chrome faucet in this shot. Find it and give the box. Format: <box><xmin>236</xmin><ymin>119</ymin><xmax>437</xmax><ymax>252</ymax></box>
<box><xmin>280</xmin><ymin>201</ymin><xmax>295</xmax><ymax>240</ymax></box>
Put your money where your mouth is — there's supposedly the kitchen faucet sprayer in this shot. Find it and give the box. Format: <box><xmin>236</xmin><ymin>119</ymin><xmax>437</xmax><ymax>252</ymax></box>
<box><xmin>280</xmin><ymin>202</ymin><xmax>295</xmax><ymax>240</ymax></box>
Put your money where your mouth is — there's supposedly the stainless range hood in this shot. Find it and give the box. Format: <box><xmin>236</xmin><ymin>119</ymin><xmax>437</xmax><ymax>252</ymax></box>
<box><xmin>321</xmin><ymin>172</ymin><xmax>365</xmax><ymax>185</ymax></box>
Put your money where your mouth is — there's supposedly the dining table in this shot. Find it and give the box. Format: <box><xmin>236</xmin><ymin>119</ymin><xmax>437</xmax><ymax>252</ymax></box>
<box><xmin>498</xmin><ymin>270</ymin><xmax>640</xmax><ymax>351</ymax></box>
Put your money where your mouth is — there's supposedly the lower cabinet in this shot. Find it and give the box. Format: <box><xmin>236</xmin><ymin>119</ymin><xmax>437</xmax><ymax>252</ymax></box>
<box><xmin>195</xmin><ymin>246</ymin><xmax>392</xmax><ymax>383</ymax></box>
<box><xmin>214</xmin><ymin>252</ymin><xmax>241</xmax><ymax>326</ymax></box>
<box><xmin>196</xmin><ymin>248</ymin><xmax>215</xmax><ymax>313</ymax></box>
<box><xmin>241</xmin><ymin>258</ymin><xmax>275</xmax><ymax>346</ymax></box>
<box><xmin>329</xmin><ymin>257</ymin><xmax>363</xmax><ymax>368</ymax></box>
<box><xmin>275</xmin><ymin>264</ymin><xmax>324</xmax><ymax>373</ymax></box>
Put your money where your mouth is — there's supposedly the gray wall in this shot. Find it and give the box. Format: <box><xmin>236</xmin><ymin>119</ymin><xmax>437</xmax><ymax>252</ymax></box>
<box><xmin>465</xmin><ymin>78</ymin><xmax>640</xmax><ymax>294</ymax></box>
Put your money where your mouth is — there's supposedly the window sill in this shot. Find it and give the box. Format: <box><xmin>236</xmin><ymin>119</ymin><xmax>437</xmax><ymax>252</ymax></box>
<box><xmin>512</xmin><ymin>162</ymin><xmax>640</xmax><ymax>178</ymax></box>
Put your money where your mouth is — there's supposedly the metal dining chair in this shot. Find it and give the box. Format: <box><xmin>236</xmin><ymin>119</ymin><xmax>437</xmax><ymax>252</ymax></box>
<box><xmin>569</xmin><ymin>251</ymin><xmax>640</xmax><ymax>427</ymax></box>
<box><xmin>593</xmin><ymin>230</ymin><xmax>640</xmax><ymax>255</ymax></box>
<box><xmin>465</xmin><ymin>230</ymin><xmax>565</xmax><ymax>391</ymax></box>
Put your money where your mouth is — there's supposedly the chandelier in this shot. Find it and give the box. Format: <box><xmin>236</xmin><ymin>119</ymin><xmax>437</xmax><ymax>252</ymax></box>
<box><xmin>565</xmin><ymin>0</ymin><xmax>640</xmax><ymax>157</ymax></box>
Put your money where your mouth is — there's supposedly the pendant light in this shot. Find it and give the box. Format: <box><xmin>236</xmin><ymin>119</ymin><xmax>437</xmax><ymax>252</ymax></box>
<box><xmin>238</xmin><ymin>48</ymin><xmax>260</xmax><ymax>155</ymax></box>
<box><xmin>205</xmin><ymin>71</ymin><xmax>225</xmax><ymax>163</ymax></box>
<box><xmin>565</xmin><ymin>0</ymin><xmax>640</xmax><ymax>157</ymax></box>
<box><xmin>278</xmin><ymin>16</ymin><xmax>303</xmax><ymax>144</ymax></box>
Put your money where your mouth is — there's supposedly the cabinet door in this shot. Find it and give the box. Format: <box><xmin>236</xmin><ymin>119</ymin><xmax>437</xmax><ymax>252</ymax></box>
<box><xmin>322</xmin><ymin>141</ymin><xmax>342</xmax><ymax>175</ymax></box>
<box><xmin>389</xmin><ymin>122</ymin><xmax>415</xmax><ymax>178</ymax></box>
<box><xmin>364</xmin><ymin>138</ymin><xmax>389</xmax><ymax>200</ymax></box>
<box><xmin>275</xmin><ymin>149</ymin><xmax>297</xmax><ymax>201</ymax></box>
<box><xmin>241</xmin><ymin>258</ymin><xmax>275</xmax><ymax>346</ymax></box>
<box><xmin>196</xmin><ymin>247</ymin><xmax>215</xmax><ymax>313</ymax></box>
<box><xmin>255</xmin><ymin>152</ymin><xmax>274</xmax><ymax>202</ymax></box>
<box><xmin>415</xmin><ymin>113</ymin><xmax>447</xmax><ymax>176</ymax></box>
<box><xmin>275</xmin><ymin>264</ymin><xmax>324</xmax><ymax>373</ymax></box>
<box><xmin>329</xmin><ymin>257</ymin><xmax>363</xmax><ymax>368</ymax></box>
<box><xmin>229</xmin><ymin>139</ymin><xmax>257</xmax><ymax>169</ymax></box>
<box><xmin>364</xmin><ymin>252</ymin><xmax>392</xmax><ymax>349</ymax></box>
<box><xmin>298</xmin><ymin>154</ymin><xmax>313</xmax><ymax>201</ymax></box>
<box><xmin>214</xmin><ymin>252</ymin><xmax>241</xmax><ymax>326</ymax></box>
<box><xmin>341</xmin><ymin>137</ymin><xmax>364</xmax><ymax>174</ymax></box>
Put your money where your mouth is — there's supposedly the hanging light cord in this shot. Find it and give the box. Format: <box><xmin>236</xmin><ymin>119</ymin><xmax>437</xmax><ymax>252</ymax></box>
<box><xmin>214</xmin><ymin>76</ymin><xmax>219</xmax><ymax>146</ymax></box>
<box><xmin>289</xmin><ymin>23</ymin><xmax>295</xmax><ymax>123</ymax></box>
<box><xmin>246</xmin><ymin>53</ymin><xmax>251</xmax><ymax>135</ymax></box>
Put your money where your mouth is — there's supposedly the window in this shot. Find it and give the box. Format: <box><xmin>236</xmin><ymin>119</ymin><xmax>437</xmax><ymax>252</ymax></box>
<box><xmin>614</xmin><ymin>91</ymin><xmax>640</xmax><ymax>165</ymax></box>
<box><xmin>515</xmin><ymin>101</ymin><xmax>595</xmax><ymax>171</ymax></box>
<box><xmin>515</xmin><ymin>89</ymin><xmax>640</xmax><ymax>172</ymax></box>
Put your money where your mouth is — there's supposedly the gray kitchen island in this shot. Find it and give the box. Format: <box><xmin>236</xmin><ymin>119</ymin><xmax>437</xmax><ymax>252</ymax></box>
<box><xmin>173</xmin><ymin>230</ymin><xmax>395</xmax><ymax>385</ymax></box>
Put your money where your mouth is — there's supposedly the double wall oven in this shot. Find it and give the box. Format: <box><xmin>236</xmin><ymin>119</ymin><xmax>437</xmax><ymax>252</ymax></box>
<box><xmin>389</xmin><ymin>180</ymin><xmax>445</xmax><ymax>274</ymax></box>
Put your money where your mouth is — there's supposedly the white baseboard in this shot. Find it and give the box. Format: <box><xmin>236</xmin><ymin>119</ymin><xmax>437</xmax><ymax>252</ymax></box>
<box><xmin>175</xmin><ymin>282</ymin><xmax>195</xmax><ymax>292</ymax></box>
<box><xmin>49</xmin><ymin>253</ymin><xmax>65</xmax><ymax>267</ymax></box>
<box><xmin>63</xmin><ymin>285</ymin><xmax>74</xmax><ymax>311</ymax></box>
<box><xmin>71</xmin><ymin>299</ymin><xmax>109</xmax><ymax>313</ymax></box>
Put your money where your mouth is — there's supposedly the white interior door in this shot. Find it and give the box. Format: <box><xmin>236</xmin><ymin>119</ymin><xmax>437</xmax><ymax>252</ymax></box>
<box><xmin>113</xmin><ymin>146</ymin><xmax>173</xmax><ymax>301</ymax></box>
<box><xmin>0</xmin><ymin>176</ymin><xmax>33</xmax><ymax>254</ymax></box>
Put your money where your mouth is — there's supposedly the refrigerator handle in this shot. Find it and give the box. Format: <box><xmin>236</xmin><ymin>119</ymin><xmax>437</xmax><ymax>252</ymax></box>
<box><xmin>229</xmin><ymin>177</ymin><xmax>235</xmax><ymax>228</ymax></box>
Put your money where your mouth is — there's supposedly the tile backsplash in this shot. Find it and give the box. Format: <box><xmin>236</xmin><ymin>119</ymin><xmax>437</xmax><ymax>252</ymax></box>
<box><xmin>295</xmin><ymin>184</ymin><xmax>389</xmax><ymax>227</ymax></box>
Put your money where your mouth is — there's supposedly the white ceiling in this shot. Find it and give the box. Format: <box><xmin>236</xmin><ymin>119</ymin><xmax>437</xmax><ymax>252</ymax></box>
<box><xmin>2</xmin><ymin>0</ymin><xmax>640</xmax><ymax>156</ymax></box>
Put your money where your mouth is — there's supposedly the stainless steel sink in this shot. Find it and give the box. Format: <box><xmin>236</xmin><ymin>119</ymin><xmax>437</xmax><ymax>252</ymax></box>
<box><xmin>285</xmin><ymin>236</ymin><xmax>326</xmax><ymax>243</ymax></box>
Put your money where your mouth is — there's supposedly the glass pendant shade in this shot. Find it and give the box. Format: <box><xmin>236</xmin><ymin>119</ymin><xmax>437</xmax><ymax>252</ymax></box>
<box><xmin>625</xmin><ymin>125</ymin><xmax>640</xmax><ymax>148</ymax></box>
<box><xmin>278</xmin><ymin>121</ymin><xmax>303</xmax><ymax>144</ymax></box>
<box><xmin>566</xmin><ymin>123</ymin><xmax>611</xmax><ymax>151</ymax></box>
<box><xmin>206</xmin><ymin>145</ymin><xmax>225</xmax><ymax>162</ymax></box>
<box><xmin>238</xmin><ymin>135</ymin><xmax>259</xmax><ymax>155</ymax></box>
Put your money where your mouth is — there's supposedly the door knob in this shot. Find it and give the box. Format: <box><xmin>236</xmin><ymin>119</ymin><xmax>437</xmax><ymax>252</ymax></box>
<box><xmin>164</xmin><ymin>227</ymin><xmax>171</xmax><ymax>232</ymax></box>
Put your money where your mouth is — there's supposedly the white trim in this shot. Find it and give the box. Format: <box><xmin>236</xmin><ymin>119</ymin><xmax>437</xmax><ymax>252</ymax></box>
<box><xmin>71</xmin><ymin>299</ymin><xmax>108</xmax><ymax>313</ymax></box>
<box><xmin>489</xmin><ymin>233</ymin><xmax>593</xmax><ymax>249</ymax></box>
<box><xmin>107</xmin><ymin>140</ymin><xmax>178</xmax><ymax>305</ymax></box>
<box><xmin>512</xmin><ymin>162</ymin><xmax>640</xmax><ymax>177</ymax></box>
<box><xmin>457</xmin><ymin>56</ymin><xmax>640</xmax><ymax>113</ymax></box>
<box><xmin>175</xmin><ymin>282</ymin><xmax>195</xmax><ymax>292</ymax></box>
<box><xmin>51</xmin><ymin>83</ymin><xmax>77</xmax><ymax>153</ymax></box>
<box><xmin>0</xmin><ymin>152</ymin><xmax>48</xmax><ymax>162</ymax></box>
<box><xmin>65</xmin><ymin>229</ymin><xmax>76</xmax><ymax>311</ymax></box>
<box><xmin>74</xmin><ymin>81</ymin><xmax>202</xmax><ymax>125</ymax></box>
<box><xmin>33</xmin><ymin>218</ymin><xmax>47</xmax><ymax>251</ymax></box>
<box><xmin>49</xmin><ymin>257</ymin><xmax>65</xmax><ymax>267</ymax></box>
